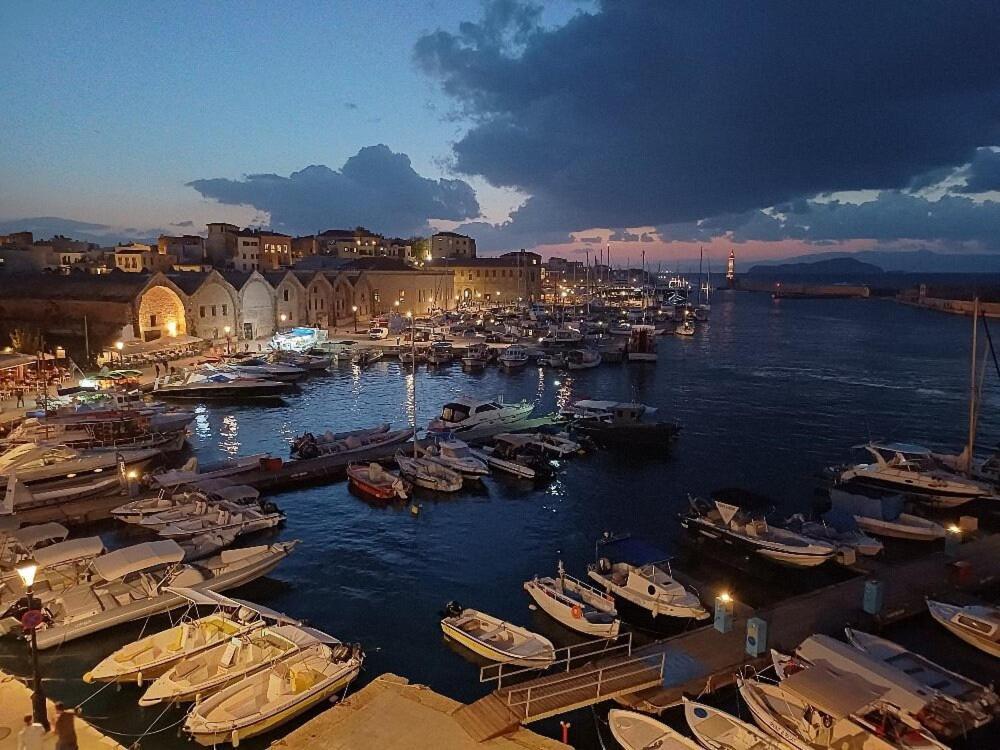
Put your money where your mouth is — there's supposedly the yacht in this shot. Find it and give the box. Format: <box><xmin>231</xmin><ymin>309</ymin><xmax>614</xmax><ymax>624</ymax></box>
<box><xmin>461</xmin><ymin>342</ymin><xmax>490</xmax><ymax>370</ymax></box>
<box><xmin>427</xmin><ymin>396</ymin><xmax>533</xmax><ymax>435</ymax></box>
<box><xmin>570</xmin><ymin>402</ymin><xmax>680</xmax><ymax>449</ymax></box>
<box><xmin>498</xmin><ymin>345</ymin><xmax>530</xmax><ymax>370</ymax></box>
<box><xmin>418</xmin><ymin>438</ymin><xmax>490</xmax><ymax>477</ymax></box>
<box><xmin>682</xmin><ymin>493</ymin><xmax>837</xmax><ymax>568</ymax></box>
<box><xmin>832</xmin><ymin>442</ymin><xmax>994</xmax><ymax>508</ymax></box>
<box><xmin>154</xmin><ymin>370</ymin><xmax>291</xmax><ymax>400</ymax></box>
<box><xmin>225</xmin><ymin>358</ymin><xmax>306</xmax><ymax>382</ymax></box>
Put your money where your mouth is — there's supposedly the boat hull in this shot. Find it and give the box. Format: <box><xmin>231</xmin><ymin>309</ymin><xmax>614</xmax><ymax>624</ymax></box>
<box><xmin>928</xmin><ymin>601</ymin><xmax>1000</xmax><ymax>658</ymax></box>
<box><xmin>440</xmin><ymin>620</ymin><xmax>553</xmax><ymax>668</ymax></box>
<box><xmin>523</xmin><ymin>580</ymin><xmax>619</xmax><ymax>637</ymax></box>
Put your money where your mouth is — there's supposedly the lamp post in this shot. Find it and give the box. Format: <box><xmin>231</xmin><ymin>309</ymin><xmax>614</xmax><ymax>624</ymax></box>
<box><xmin>352</xmin><ymin>305</ymin><xmax>358</xmax><ymax>334</ymax></box>
<box><xmin>279</xmin><ymin>312</ymin><xmax>287</xmax><ymax>332</ymax></box>
<box><xmin>16</xmin><ymin>561</ymin><xmax>48</xmax><ymax>730</ymax></box>
<box><xmin>114</xmin><ymin>340</ymin><xmax>124</xmax><ymax>366</ymax></box>
<box><xmin>223</xmin><ymin>325</ymin><xmax>232</xmax><ymax>355</ymax></box>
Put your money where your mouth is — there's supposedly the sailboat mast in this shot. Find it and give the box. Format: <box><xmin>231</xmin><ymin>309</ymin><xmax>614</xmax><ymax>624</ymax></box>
<box><xmin>966</xmin><ymin>298</ymin><xmax>979</xmax><ymax>472</ymax></box>
<box><xmin>411</xmin><ymin>319</ymin><xmax>418</xmax><ymax>458</ymax></box>
<box><xmin>698</xmin><ymin>247</ymin><xmax>704</xmax><ymax>305</ymax></box>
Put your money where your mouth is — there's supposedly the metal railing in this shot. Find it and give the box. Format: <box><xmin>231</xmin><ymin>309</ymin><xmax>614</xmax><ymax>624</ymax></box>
<box><xmin>502</xmin><ymin>650</ymin><xmax>666</xmax><ymax>720</ymax></box>
<box><xmin>480</xmin><ymin>631</ymin><xmax>633</xmax><ymax>688</ymax></box>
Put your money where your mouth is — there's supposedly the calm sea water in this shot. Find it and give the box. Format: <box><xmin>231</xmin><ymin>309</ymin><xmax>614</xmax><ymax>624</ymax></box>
<box><xmin>11</xmin><ymin>293</ymin><xmax>1000</xmax><ymax>748</ymax></box>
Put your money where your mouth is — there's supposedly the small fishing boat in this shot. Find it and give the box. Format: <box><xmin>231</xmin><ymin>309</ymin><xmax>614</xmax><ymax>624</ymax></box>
<box><xmin>829</xmin><ymin>489</ymin><xmax>946</xmax><ymax>541</ymax></box>
<box><xmin>498</xmin><ymin>344</ymin><xmax>530</xmax><ymax>370</ymax></box>
<box><xmin>352</xmin><ymin>347</ymin><xmax>384</xmax><ymax>366</ymax></box>
<box><xmin>426</xmin><ymin>341</ymin><xmax>454</xmax><ymax>366</ymax></box>
<box><xmin>587</xmin><ymin>536</ymin><xmax>708</xmax><ymax>620</ymax></box>
<box><xmin>395</xmin><ymin>452</ymin><xmax>463</xmax><ymax>493</ymax></box>
<box><xmin>441</xmin><ymin>602</ymin><xmax>555</xmax><ymax>667</ymax></box>
<box><xmin>608</xmin><ymin>709</ymin><xmax>702</xmax><ymax>750</ymax></box>
<box><xmin>626</xmin><ymin>325</ymin><xmax>658</xmax><ymax>361</ymax></box>
<box><xmin>481</xmin><ymin>434</ymin><xmax>555</xmax><ymax>478</ymax></box>
<box><xmin>346</xmin><ymin>462</ymin><xmax>409</xmax><ymax>501</ymax></box>
<box><xmin>419</xmin><ymin>439</ymin><xmax>490</xmax><ymax>477</ymax></box>
<box><xmin>683</xmin><ymin>698</ymin><xmax>790</xmax><ymax>750</ymax></box>
<box><xmin>498</xmin><ymin>431</ymin><xmax>581</xmax><ymax>458</ymax></box>
<box><xmin>927</xmin><ymin>599</ymin><xmax>1000</xmax><ymax>658</ymax></box>
<box><xmin>227</xmin><ymin>358</ymin><xmax>306</xmax><ymax>383</ymax></box>
<box><xmin>470</xmin><ymin>446</ymin><xmax>534</xmax><ymax>478</ymax></box>
<box><xmin>153</xmin><ymin>499</ymin><xmax>285</xmax><ymax>541</ymax></box>
<box><xmin>846</xmin><ymin>627</ymin><xmax>999</xmax><ymax>730</ymax></box>
<box><xmin>461</xmin><ymin>342</ymin><xmax>490</xmax><ymax>370</ymax></box>
<box><xmin>523</xmin><ymin>562</ymin><xmax>620</xmax><ymax>637</ymax></box>
<box><xmin>83</xmin><ymin>588</ymin><xmax>296</xmax><ymax>684</ymax></box>
<box><xmin>113</xmin><ymin>483</ymin><xmax>262</xmax><ymax>526</ymax></box>
<box><xmin>675</xmin><ymin>320</ymin><xmax>695</xmax><ymax>336</ymax></box>
<box><xmin>566</xmin><ymin>348</ymin><xmax>601</xmax><ymax>370</ymax></box>
<box><xmin>289</xmin><ymin>423</ymin><xmax>410</xmax><ymax>459</ymax></box>
<box><xmin>183</xmin><ymin>632</ymin><xmax>362</xmax><ymax>746</ymax></box>
<box><xmin>783</xmin><ymin>511</ymin><xmax>883</xmax><ymax>557</ymax></box>
<box><xmin>398</xmin><ymin>349</ymin><xmax>425</xmax><ymax>366</ymax></box>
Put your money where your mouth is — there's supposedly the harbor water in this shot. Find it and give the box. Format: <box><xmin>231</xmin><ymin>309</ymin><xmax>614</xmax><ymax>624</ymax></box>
<box><xmin>9</xmin><ymin>292</ymin><xmax>1000</xmax><ymax>748</ymax></box>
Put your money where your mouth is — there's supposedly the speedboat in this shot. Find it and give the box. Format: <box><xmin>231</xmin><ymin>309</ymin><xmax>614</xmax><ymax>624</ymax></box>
<box><xmin>419</xmin><ymin>438</ymin><xmax>490</xmax><ymax>477</ymax></box>
<box><xmin>498</xmin><ymin>432</ymin><xmax>581</xmax><ymax>458</ymax></box>
<box><xmin>426</xmin><ymin>341</ymin><xmax>454</xmax><ymax>366</ymax></box>
<box><xmin>352</xmin><ymin>347</ymin><xmax>383</xmax><ymax>366</ymax></box>
<box><xmin>83</xmin><ymin>588</ymin><xmax>296</xmax><ymax>684</ymax></box>
<box><xmin>498</xmin><ymin>345</ymin><xmax>530</xmax><ymax>370</ymax></box>
<box><xmin>832</xmin><ymin>442</ymin><xmax>995</xmax><ymax>508</ymax></box>
<box><xmin>395</xmin><ymin>452</ymin><xmax>463</xmax><ymax>492</ymax></box>
<box><xmin>152</xmin><ymin>499</ymin><xmax>285</xmax><ymax>541</ymax></box>
<box><xmin>440</xmin><ymin>602</ymin><xmax>555</xmax><ymax>668</ymax></box>
<box><xmin>570</xmin><ymin>402</ymin><xmax>680</xmax><ymax>449</ymax></box>
<box><xmin>846</xmin><ymin>627</ymin><xmax>999</xmax><ymax>730</ymax></box>
<box><xmin>427</xmin><ymin>396</ymin><xmax>533</xmax><ymax>435</ymax></box>
<box><xmin>154</xmin><ymin>370</ymin><xmax>291</xmax><ymax>400</ymax></box>
<box><xmin>682</xmin><ymin>493</ymin><xmax>837</xmax><ymax>568</ymax></box>
<box><xmin>226</xmin><ymin>358</ymin><xmax>306</xmax><ymax>382</ymax></box>
<box><xmin>346</xmin><ymin>462</ymin><xmax>409</xmax><ymax>501</ymax></box>
<box><xmin>783</xmin><ymin>511</ymin><xmax>883</xmax><ymax>557</ymax></box>
<box><xmin>675</xmin><ymin>320</ymin><xmax>695</xmax><ymax>336</ymax></box>
<box><xmin>829</xmin><ymin>489</ymin><xmax>946</xmax><ymax>541</ymax></box>
<box><xmin>113</xmin><ymin>483</ymin><xmax>263</xmax><ymax>526</ymax></box>
<box><xmin>183</xmin><ymin>632</ymin><xmax>362</xmax><ymax>746</ymax></box>
<box><xmin>566</xmin><ymin>348</ymin><xmax>601</xmax><ymax>370</ymax></box>
<box><xmin>4</xmin><ymin>411</ymin><xmax>188</xmax><ymax>452</ymax></box>
<box><xmin>608</xmin><ymin>709</ymin><xmax>702</xmax><ymax>750</ymax></box>
<box><xmin>479</xmin><ymin>434</ymin><xmax>555</xmax><ymax>478</ymax></box>
<box><xmin>927</xmin><ymin>599</ymin><xmax>1000</xmax><ymax>658</ymax></box>
<box><xmin>0</xmin><ymin>521</ymin><xmax>70</xmax><ymax>568</ymax></box>
<box><xmin>523</xmin><ymin>561</ymin><xmax>620</xmax><ymax>637</ymax></box>
<box><xmin>683</xmin><ymin>698</ymin><xmax>789</xmax><ymax>750</ymax></box>
<box><xmin>587</xmin><ymin>535</ymin><xmax>708</xmax><ymax>620</ymax></box>
<box><xmin>0</xmin><ymin>536</ymin><xmax>105</xmax><ymax>608</ymax></box>
<box><xmin>559</xmin><ymin>399</ymin><xmax>618</xmax><ymax>421</ymax></box>
<box><xmin>2</xmin><ymin>540</ymin><xmax>297</xmax><ymax>650</ymax></box>
<box><xmin>289</xmin><ymin>423</ymin><xmax>410</xmax><ymax>460</ymax></box>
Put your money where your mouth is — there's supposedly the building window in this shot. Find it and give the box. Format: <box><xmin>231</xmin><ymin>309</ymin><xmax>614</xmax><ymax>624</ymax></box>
<box><xmin>283</xmin><ymin>289</ymin><xmax>289</xmax><ymax>302</ymax></box>
<box><xmin>373</xmin><ymin>291</ymin><xmax>380</xmax><ymax>302</ymax></box>
<box><xmin>200</xmin><ymin>306</ymin><xmax>206</xmax><ymax>318</ymax></box>
<box><xmin>222</xmin><ymin>304</ymin><xmax>228</xmax><ymax>316</ymax></box>
<box><xmin>149</xmin><ymin>314</ymin><xmax>157</xmax><ymax>327</ymax></box>
<box><xmin>212</xmin><ymin>305</ymin><xmax>217</xmax><ymax>316</ymax></box>
<box><xmin>399</xmin><ymin>290</ymin><xmax>405</xmax><ymax>299</ymax></box>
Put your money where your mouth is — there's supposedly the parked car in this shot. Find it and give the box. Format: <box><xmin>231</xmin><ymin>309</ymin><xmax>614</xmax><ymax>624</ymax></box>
<box><xmin>368</xmin><ymin>327</ymin><xmax>389</xmax><ymax>340</ymax></box>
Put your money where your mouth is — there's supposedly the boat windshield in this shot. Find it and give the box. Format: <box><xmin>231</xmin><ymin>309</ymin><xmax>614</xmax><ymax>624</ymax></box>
<box><xmin>444</xmin><ymin>445</ymin><xmax>471</xmax><ymax>458</ymax></box>
<box><xmin>440</xmin><ymin>404</ymin><xmax>471</xmax><ymax>423</ymax></box>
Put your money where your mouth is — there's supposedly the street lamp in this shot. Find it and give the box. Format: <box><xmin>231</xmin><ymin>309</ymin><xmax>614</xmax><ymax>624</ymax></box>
<box><xmin>223</xmin><ymin>325</ymin><xmax>232</xmax><ymax>355</ymax></box>
<box><xmin>351</xmin><ymin>305</ymin><xmax>358</xmax><ymax>334</ymax></box>
<box><xmin>114</xmin><ymin>340</ymin><xmax>124</xmax><ymax>366</ymax></box>
<box><xmin>16</xmin><ymin>561</ymin><xmax>48</xmax><ymax>730</ymax></box>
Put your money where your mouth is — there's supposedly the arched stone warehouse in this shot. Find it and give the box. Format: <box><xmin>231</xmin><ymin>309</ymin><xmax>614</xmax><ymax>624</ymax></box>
<box><xmin>239</xmin><ymin>274</ymin><xmax>277</xmax><ymax>340</ymax></box>
<box><xmin>136</xmin><ymin>283</ymin><xmax>187</xmax><ymax>341</ymax></box>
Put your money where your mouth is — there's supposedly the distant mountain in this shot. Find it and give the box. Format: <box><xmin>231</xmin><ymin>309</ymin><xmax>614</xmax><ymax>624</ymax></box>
<box><xmin>747</xmin><ymin>256</ymin><xmax>884</xmax><ymax>277</ymax></box>
<box><xmin>752</xmin><ymin>249</ymin><xmax>1000</xmax><ymax>274</ymax></box>
<box><xmin>0</xmin><ymin>216</ymin><xmax>164</xmax><ymax>246</ymax></box>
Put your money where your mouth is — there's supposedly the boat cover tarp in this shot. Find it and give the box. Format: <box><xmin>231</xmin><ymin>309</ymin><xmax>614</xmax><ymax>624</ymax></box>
<box><xmin>820</xmin><ymin>508</ymin><xmax>860</xmax><ymax>533</ymax></box>
<box><xmin>268</xmin><ymin>624</ymin><xmax>340</xmax><ymax>648</ymax></box>
<box><xmin>782</xmin><ymin>664</ymin><xmax>887</xmax><ymax>718</ymax></box>
<box><xmin>830</xmin><ymin>489</ymin><xmax>904</xmax><ymax>522</ymax></box>
<box><xmin>92</xmin><ymin>540</ymin><xmax>184</xmax><ymax>581</ymax></box>
<box><xmin>165</xmin><ymin>587</ymin><xmax>299</xmax><ymax>623</ymax></box>
<box><xmin>33</xmin><ymin>537</ymin><xmax>104</xmax><ymax>569</ymax></box>
<box><xmin>11</xmin><ymin>522</ymin><xmax>69</xmax><ymax>549</ymax></box>
<box><xmin>212</xmin><ymin>485</ymin><xmax>259</xmax><ymax>503</ymax></box>
<box><xmin>597</xmin><ymin>535</ymin><xmax>668</xmax><ymax>566</ymax></box>
<box><xmin>796</xmin><ymin>635</ymin><xmax>931</xmax><ymax>715</ymax></box>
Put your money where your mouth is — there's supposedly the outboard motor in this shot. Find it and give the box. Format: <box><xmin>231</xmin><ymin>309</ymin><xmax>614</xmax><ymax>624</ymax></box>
<box><xmin>444</xmin><ymin>600</ymin><xmax>464</xmax><ymax>618</ymax></box>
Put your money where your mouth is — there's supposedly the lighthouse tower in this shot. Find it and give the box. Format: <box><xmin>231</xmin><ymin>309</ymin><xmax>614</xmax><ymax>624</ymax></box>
<box><xmin>726</xmin><ymin>250</ymin><xmax>736</xmax><ymax>288</ymax></box>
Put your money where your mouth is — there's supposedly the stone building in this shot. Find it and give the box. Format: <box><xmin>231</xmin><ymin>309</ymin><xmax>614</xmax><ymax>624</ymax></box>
<box><xmin>206</xmin><ymin>223</ymin><xmax>239</xmax><ymax>266</ymax></box>
<box><xmin>430</xmin><ymin>231</ymin><xmax>476</xmax><ymax>260</ymax></box>
<box><xmin>158</xmin><ymin>235</ymin><xmax>205</xmax><ymax>264</ymax></box>
<box><xmin>433</xmin><ymin>250</ymin><xmax>541</xmax><ymax>305</ymax></box>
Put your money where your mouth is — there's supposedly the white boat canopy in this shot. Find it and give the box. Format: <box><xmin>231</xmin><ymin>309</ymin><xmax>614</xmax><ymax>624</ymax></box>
<box><xmin>164</xmin><ymin>587</ymin><xmax>300</xmax><ymax>624</ymax></box>
<box><xmin>91</xmin><ymin>540</ymin><xmax>185</xmax><ymax>581</ymax></box>
<box><xmin>33</xmin><ymin>537</ymin><xmax>105</xmax><ymax>569</ymax></box>
<box><xmin>269</xmin><ymin>624</ymin><xmax>341</xmax><ymax>648</ymax></box>
<box><xmin>782</xmin><ymin>664</ymin><xmax>888</xmax><ymax>719</ymax></box>
<box><xmin>12</xmin><ymin>522</ymin><xmax>70</xmax><ymax>549</ymax></box>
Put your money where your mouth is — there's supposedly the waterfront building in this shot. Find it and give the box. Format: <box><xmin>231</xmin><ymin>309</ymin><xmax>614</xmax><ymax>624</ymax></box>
<box><xmin>430</xmin><ymin>231</ymin><xmax>476</xmax><ymax>260</ymax></box>
<box><xmin>205</xmin><ymin>222</ymin><xmax>239</xmax><ymax>266</ymax></box>
<box><xmin>157</xmin><ymin>234</ymin><xmax>205</xmax><ymax>264</ymax></box>
<box><xmin>432</xmin><ymin>250</ymin><xmax>541</xmax><ymax>305</ymax></box>
<box><xmin>114</xmin><ymin>245</ymin><xmax>175</xmax><ymax>273</ymax></box>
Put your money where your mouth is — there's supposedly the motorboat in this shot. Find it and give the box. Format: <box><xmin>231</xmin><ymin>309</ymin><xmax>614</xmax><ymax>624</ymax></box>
<box><xmin>153</xmin><ymin>499</ymin><xmax>285</xmax><ymax>541</ymax></box>
<box><xmin>828</xmin><ymin>489</ymin><xmax>946</xmax><ymax>541</ymax></box>
<box><xmin>566</xmin><ymin>348</ymin><xmax>601</xmax><ymax>370</ymax></box>
<box><xmin>0</xmin><ymin>443</ymin><xmax>160</xmax><ymax>505</ymax></box>
<box><xmin>480</xmin><ymin>434</ymin><xmax>555</xmax><ymax>478</ymax></box>
<box><xmin>141</xmin><ymin>621</ymin><xmax>321</xmax><ymax>706</ymax></box>
<box><xmin>440</xmin><ymin>602</ymin><xmax>555</xmax><ymax>668</ymax></box>
<box><xmin>570</xmin><ymin>402</ymin><xmax>680</xmax><ymax>449</ymax></box>
<box><xmin>346</xmin><ymin>462</ymin><xmax>409</xmax><ymax>501</ymax></box>
<box><xmin>783</xmin><ymin>511</ymin><xmax>883</xmax><ymax>557</ymax></box>
<box><xmin>226</xmin><ymin>358</ymin><xmax>306</xmax><ymax>382</ymax></box>
<box><xmin>146</xmin><ymin>453</ymin><xmax>268</xmax><ymax>492</ymax></box>
<box><xmin>608</xmin><ymin>709</ymin><xmax>702</xmax><ymax>750</ymax></box>
<box><xmin>675</xmin><ymin>320</ymin><xmax>696</xmax><ymax>336</ymax></box>
<box><xmin>352</xmin><ymin>347</ymin><xmax>384</xmax><ymax>366</ymax></box>
<box><xmin>289</xmin><ymin>423</ymin><xmax>410</xmax><ymax>460</ymax></box>
<box><xmin>4</xmin><ymin>411</ymin><xmax>189</xmax><ymax>452</ymax></box>
<box><xmin>832</xmin><ymin>442</ymin><xmax>994</xmax><ymax>508</ymax></box>
<box><xmin>0</xmin><ymin>536</ymin><xmax>105</xmax><ymax>608</ymax></box>
<box><xmin>183</xmin><ymin>632</ymin><xmax>362</xmax><ymax>746</ymax></box>
<box><xmin>154</xmin><ymin>370</ymin><xmax>291</xmax><ymax>400</ymax></box>
<box><xmin>559</xmin><ymin>399</ymin><xmax>619</xmax><ymax>421</ymax></box>
<box><xmin>927</xmin><ymin>599</ymin><xmax>1000</xmax><ymax>658</ymax></box>
<box><xmin>426</xmin><ymin>341</ymin><xmax>454</xmax><ymax>366</ymax></box>
<box><xmin>845</xmin><ymin>627</ymin><xmax>999</xmax><ymax>730</ymax></box>
<box><xmin>626</xmin><ymin>325</ymin><xmax>657</xmax><ymax>362</ymax></box>
<box><xmin>418</xmin><ymin>438</ymin><xmax>490</xmax><ymax>477</ymax></box>
<box><xmin>536</xmin><ymin>351</ymin><xmax>566</xmax><ymax>368</ymax></box>
<box><xmin>273</xmin><ymin>350</ymin><xmax>333</xmax><ymax>371</ymax></box>
<box><xmin>461</xmin><ymin>342</ymin><xmax>490</xmax><ymax>370</ymax></box>
<box><xmin>586</xmin><ymin>536</ymin><xmax>708</xmax><ymax>620</ymax></box>
<box><xmin>523</xmin><ymin>561</ymin><xmax>620</xmax><ymax>637</ymax></box>
<box><xmin>395</xmin><ymin>452</ymin><xmax>463</xmax><ymax>492</ymax></box>
<box><xmin>782</xmin><ymin>634</ymin><xmax>976</xmax><ymax>740</ymax></box>
<box><xmin>0</xmin><ymin>521</ymin><xmax>70</xmax><ymax>568</ymax></box>
<box><xmin>470</xmin><ymin>445</ymin><xmax>534</xmax><ymax>479</ymax></box>
<box><xmin>398</xmin><ymin>349</ymin><xmax>425</xmax><ymax>366</ymax></box>
<box><xmin>683</xmin><ymin>698</ymin><xmax>790</xmax><ymax>750</ymax></box>
<box><xmin>2</xmin><ymin>540</ymin><xmax>298</xmax><ymax>650</ymax></box>
<box><xmin>498</xmin><ymin>345</ymin><xmax>530</xmax><ymax>370</ymax></box>
<box><xmin>269</xmin><ymin>326</ymin><xmax>328</xmax><ymax>353</ymax></box>
<box><xmin>83</xmin><ymin>588</ymin><xmax>296</xmax><ymax>684</ymax></box>
<box><xmin>738</xmin><ymin>671</ymin><xmax>947</xmax><ymax>750</ymax></box>
<box><xmin>498</xmin><ymin>431</ymin><xmax>581</xmax><ymax>458</ymax></box>
<box><xmin>177</xmin><ymin>528</ymin><xmax>241</xmax><ymax>562</ymax></box>
<box><xmin>113</xmin><ymin>482</ymin><xmax>263</xmax><ymax>526</ymax></box>
<box><xmin>682</xmin><ymin>493</ymin><xmax>837</xmax><ymax>568</ymax></box>
<box><xmin>427</xmin><ymin>396</ymin><xmax>534</xmax><ymax>435</ymax></box>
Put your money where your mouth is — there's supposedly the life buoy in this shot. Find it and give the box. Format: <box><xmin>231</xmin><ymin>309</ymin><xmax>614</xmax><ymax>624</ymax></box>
<box><xmin>571</xmin><ymin>605</ymin><xmax>583</xmax><ymax>619</ymax></box>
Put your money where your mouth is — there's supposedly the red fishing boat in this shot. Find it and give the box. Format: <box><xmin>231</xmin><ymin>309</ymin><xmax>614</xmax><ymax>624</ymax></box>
<box><xmin>347</xmin><ymin>462</ymin><xmax>410</xmax><ymax>501</ymax></box>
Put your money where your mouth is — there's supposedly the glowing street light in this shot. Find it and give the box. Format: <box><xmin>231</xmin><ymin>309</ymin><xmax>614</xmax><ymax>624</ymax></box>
<box><xmin>16</xmin><ymin>560</ymin><xmax>47</xmax><ymax>729</ymax></box>
<box><xmin>351</xmin><ymin>305</ymin><xmax>359</xmax><ymax>333</ymax></box>
<box><xmin>223</xmin><ymin>325</ymin><xmax>232</xmax><ymax>355</ymax></box>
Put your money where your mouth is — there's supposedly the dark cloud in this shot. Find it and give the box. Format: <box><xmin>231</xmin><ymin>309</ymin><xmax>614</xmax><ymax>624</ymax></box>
<box><xmin>171</xmin><ymin>220</ymin><xmax>195</xmax><ymax>228</ymax></box>
<box><xmin>958</xmin><ymin>148</ymin><xmax>1000</xmax><ymax>193</ymax></box>
<box><xmin>189</xmin><ymin>144</ymin><xmax>480</xmax><ymax>237</ymax></box>
<box><xmin>417</xmin><ymin>1</ymin><xmax>1000</xmax><ymax>245</ymax></box>
<box><xmin>578</xmin><ymin>236</ymin><xmax>601</xmax><ymax>244</ymax></box>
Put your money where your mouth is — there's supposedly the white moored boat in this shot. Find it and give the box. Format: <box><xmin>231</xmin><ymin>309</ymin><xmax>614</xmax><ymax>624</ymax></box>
<box><xmin>927</xmin><ymin>599</ymin><xmax>1000</xmax><ymax>658</ymax></box>
<box><xmin>419</xmin><ymin>438</ymin><xmax>490</xmax><ymax>477</ymax></box>
<box><xmin>498</xmin><ymin>345</ymin><xmax>530</xmax><ymax>369</ymax></box>
<box><xmin>441</xmin><ymin>603</ymin><xmax>555</xmax><ymax>668</ymax></box>
<box><xmin>523</xmin><ymin>562</ymin><xmax>620</xmax><ymax>637</ymax></box>
<box><xmin>829</xmin><ymin>490</ymin><xmax>946</xmax><ymax>541</ymax></box>
<box><xmin>289</xmin><ymin>423</ymin><xmax>410</xmax><ymax>460</ymax></box>
<box><xmin>184</xmin><ymin>629</ymin><xmax>362</xmax><ymax>746</ymax></box>
<box><xmin>395</xmin><ymin>452</ymin><xmax>463</xmax><ymax>493</ymax></box>
<box><xmin>0</xmin><ymin>536</ymin><xmax>105</xmax><ymax>607</ymax></box>
<box><xmin>83</xmin><ymin>588</ymin><xmax>296</xmax><ymax>684</ymax></box>
<box><xmin>113</xmin><ymin>482</ymin><xmax>262</xmax><ymax>526</ymax></box>
<box><xmin>608</xmin><ymin>709</ymin><xmax>702</xmax><ymax>750</ymax></box>
<box><xmin>152</xmin><ymin>498</ymin><xmax>285</xmax><ymax>540</ymax></box>
<box><xmin>683</xmin><ymin>698</ymin><xmax>790</xmax><ymax>750</ymax></box>
<box><xmin>566</xmin><ymin>348</ymin><xmax>601</xmax><ymax>370</ymax></box>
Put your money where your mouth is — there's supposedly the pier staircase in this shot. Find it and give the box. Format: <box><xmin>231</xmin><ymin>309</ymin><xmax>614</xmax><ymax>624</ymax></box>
<box><xmin>454</xmin><ymin>634</ymin><xmax>666</xmax><ymax>741</ymax></box>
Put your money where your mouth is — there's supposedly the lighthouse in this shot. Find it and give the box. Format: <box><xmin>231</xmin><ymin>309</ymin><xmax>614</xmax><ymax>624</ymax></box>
<box><xmin>726</xmin><ymin>250</ymin><xmax>736</xmax><ymax>288</ymax></box>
